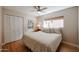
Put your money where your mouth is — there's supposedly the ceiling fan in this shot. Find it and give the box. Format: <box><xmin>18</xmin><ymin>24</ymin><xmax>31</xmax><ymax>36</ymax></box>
<box><xmin>33</xmin><ymin>6</ymin><xmax>47</xmax><ymax>12</ymax></box>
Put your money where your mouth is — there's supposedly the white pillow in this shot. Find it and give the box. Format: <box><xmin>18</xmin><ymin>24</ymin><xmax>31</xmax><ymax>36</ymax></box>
<box><xmin>28</xmin><ymin>29</ymin><xmax>34</xmax><ymax>32</ymax></box>
<box><xmin>41</xmin><ymin>27</ymin><xmax>61</xmax><ymax>34</ymax></box>
<box><xmin>41</xmin><ymin>28</ymin><xmax>55</xmax><ymax>33</ymax></box>
<box><xmin>42</xmin><ymin>28</ymin><xmax>50</xmax><ymax>33</ymax></box>
<box><xmin>49</xmin><ymin>28</ymin><xmax>55</xmax><ymax>33</ymax></box>
<box><xmin>53</xmin><ymin>28</ymin><xmax>61</xmax><ymax>34</ymax></box>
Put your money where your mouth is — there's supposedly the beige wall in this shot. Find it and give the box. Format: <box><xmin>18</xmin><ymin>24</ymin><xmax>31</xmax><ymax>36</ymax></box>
<box><xmin>39</xmin><ymin>6</ymin><xmax>78</xmax><ymax>45</ymax></box>
<box><xmin>24</xmin><ymin>14</ymin><xmax>37</xmax><ymax>32</ymax></box>
<box><xmin>78</xmin><ymin>7</ymin><xmax>79</xmax><ymax>45</ymax></box>
<box><xmin>0</xmin><ymin>7</ymin><xmax>2</xmax><ymax>50</ymax></box>
<box><xmin>2</xmin><ymin>8</ymin><xmax>26</xmax><ymax>17</ymax></box>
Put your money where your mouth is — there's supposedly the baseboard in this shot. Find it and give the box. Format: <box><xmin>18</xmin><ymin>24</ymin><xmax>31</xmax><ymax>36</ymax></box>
<box><xmin>62</xmin><ymin>41</ymin><xmax>79</xmax><ymax>48</ymax></box>
<box><xmin>2</xmin><ymin>39</ymin><xmax>22</xmax><ymax>46</ymax></box>
<box><xmin>2</xmin><ymin>41</ymin><xmax>15</xmax><ymax>46</ymax></box>
<box><xmin>1</xmin><ymin>43</ymin><xmax>6</xmax><ymax>46</ymax></box>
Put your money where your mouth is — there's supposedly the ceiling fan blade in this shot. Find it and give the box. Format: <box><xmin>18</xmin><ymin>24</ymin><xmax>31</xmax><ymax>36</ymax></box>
<box><xmin>33</xmin><ymin>6</ymin><xmax>40</xmax><ymax>9</ymax></box>
<box><xmin>33</xmin><ymin>6</ymin><xmax>47</xmax><ymax>13</ymax></box>
<box><xmin>40</xmin><ymin>7</ymin><xmax>47</xmax><ymax>10</ymax></box>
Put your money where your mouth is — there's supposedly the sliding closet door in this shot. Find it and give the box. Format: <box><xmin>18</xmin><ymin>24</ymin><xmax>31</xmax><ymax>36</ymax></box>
<box><xmin>3</xmin><ymin>15</ymin><xmax>23</xmax><ymax>44</ymax></box>
<box><xmin>4</xmin><ymin>15</ymin><xmax>10</xmax><ymax>43</ymax></box>
<box><xmin>15</xmin><ymin>16</ymin><xmax>23</xmax><ymax>40</ymax></box>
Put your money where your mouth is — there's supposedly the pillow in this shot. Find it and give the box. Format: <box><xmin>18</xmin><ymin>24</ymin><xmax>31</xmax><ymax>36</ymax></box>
<box><xmin>49</xmin><ymin>28</ymin><xmax>54</xmax><ymax>33</ymax></box>
<box><xmin>53</xmin><ymin>28</ymin><xmax>61</xmax><ymax>34</ymax></box>
<box><xmin>42</xmin><ymin>28</ymin><xmax>50</xmax><ymax>33</ymax></box>
<box><xmin>41</xmin><ymin>27</ymin><xmax>61</xmax><ymax>34</ymax></box>
<box><xmin>28</xmin><ymin>29</ymin><xmax>34</xmax><ymax>32</ymax></box>
<box><xmin>41</xmin><ymin>28</ymin><xmax>55</xmax><ymax>33</ymax></box>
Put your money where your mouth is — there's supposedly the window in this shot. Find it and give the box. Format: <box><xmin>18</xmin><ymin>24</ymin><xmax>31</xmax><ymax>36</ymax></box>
<box><xmin>52</xmin><ymin>19</ymin><xmax>64</xmax><ymax>28</ymax></box>
<box><xmin>43</xmin><ymin>21</ymin><xmax>52</xmax><ymax>28</ymax></box>
<box><xmin>42</xmin><ymin>17</ymin><xmax>64</xmax><ymax>28</ymax></box>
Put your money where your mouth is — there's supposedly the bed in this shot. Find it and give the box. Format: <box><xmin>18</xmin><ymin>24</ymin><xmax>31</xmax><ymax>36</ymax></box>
<box><xmin>23</xmin><ymin>30</ymin><xmax>62</xmax><ymax>52</ymax></box>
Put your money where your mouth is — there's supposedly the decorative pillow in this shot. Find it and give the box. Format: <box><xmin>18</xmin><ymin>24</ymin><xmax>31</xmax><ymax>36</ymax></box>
<box><xmin>42</xmin><ymin>28</ymin><xmax>50</xmax><ymax>33</ymax></box>
<box><xmin>53</xmin><ymin>28</ymin><xmax>61</xmax><ymax>34</ymax></box>
<box><xmin>41</xmin><ymin>27</ymin><xmax>61</xmax><ymax>34</ymax></box>
<box><xmin>50</xmin><ymin>28</ymin><xmax>55</xmax><ymax>33</ymax></box>
<box><xmin>28</xmin><ymin>29</ymin><xmax>34</xmax><ymax>32</ymax></box>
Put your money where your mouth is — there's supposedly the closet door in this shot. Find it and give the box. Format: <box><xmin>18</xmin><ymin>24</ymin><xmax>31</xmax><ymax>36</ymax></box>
<box><xmin>4</xmin><ymin>15</ymin><xmax>10</xmax><ymax>43</ymax></box>
<box><xmin>3</xmin><ymin>15</ymin><xmax>23</xmax><ymax>44</ymax></box>
<box><xmin>15</xmin><ymin>16</ymin><xmax>23</xmax><ymax>40</ymax></box>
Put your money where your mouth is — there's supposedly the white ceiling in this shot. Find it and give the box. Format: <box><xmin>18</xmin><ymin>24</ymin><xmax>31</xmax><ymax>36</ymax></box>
<box><xmin>3</xmin><ymin>6</ymin><xmax>73</xmax><ymax>16</ymax></box>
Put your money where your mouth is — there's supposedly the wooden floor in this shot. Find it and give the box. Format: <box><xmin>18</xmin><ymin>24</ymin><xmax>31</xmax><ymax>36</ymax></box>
<box><xmin>2</xmin><ymin>39</ymin><xmax>79</xmax><ymax>52</ymax></box>
<box><xmin>2</xmin><ymin>40</ymin><xmax>32</xmax><ymax>52</ymax></box>
<box><xmin>57</xmin><ymin>43</ymin><xmax>79</xmax><ymax>52</ymax></box>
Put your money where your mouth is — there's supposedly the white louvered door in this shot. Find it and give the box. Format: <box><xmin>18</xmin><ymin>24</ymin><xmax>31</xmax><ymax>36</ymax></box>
<box><xmin>3</xmin><ymin>15</ymin><xmax>23</xmax><ymax>44</ymax></box>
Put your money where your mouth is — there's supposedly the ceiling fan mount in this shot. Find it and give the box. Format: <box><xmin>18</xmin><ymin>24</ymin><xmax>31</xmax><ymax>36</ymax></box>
<box><xmin>33</xmin><ymin>6</ymin><xmax>47</xmax><ymax>12</ymax></box>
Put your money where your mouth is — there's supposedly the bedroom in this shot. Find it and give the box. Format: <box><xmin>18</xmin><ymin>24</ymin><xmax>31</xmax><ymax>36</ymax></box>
<box><xmin>0</xmin><ymin>6</ymin><xmax>79</xmax><ymax>52</ymax></box>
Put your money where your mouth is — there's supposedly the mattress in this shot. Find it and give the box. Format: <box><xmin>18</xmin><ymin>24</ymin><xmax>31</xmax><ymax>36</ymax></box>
<box><xmin>23</xmin><ymin>30</ymin><xmax>62</xmax><ymax>52</ymax></box>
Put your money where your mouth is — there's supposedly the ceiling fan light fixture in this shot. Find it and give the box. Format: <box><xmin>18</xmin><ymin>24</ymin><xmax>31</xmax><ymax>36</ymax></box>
<box><xmin>37</xmin><ymin>11</ymin><xmax>41</xmax><ymax>13</ymax></box>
